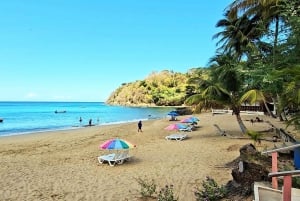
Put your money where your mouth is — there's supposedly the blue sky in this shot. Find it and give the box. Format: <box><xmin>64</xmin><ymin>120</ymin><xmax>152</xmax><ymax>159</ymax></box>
<box><xmin>0</xmin><ymin>0</ymin><xmax>232</xmax><ymax>102</ymax></box>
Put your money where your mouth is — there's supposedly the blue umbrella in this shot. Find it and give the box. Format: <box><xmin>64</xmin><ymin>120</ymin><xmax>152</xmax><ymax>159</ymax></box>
<box><xmin>167</xmin><ymin>111</ymin><xmax>179</xmax><ymax>116</ymax></box>
<box><xmin>180</xmin><ymin>116</ymin><xmax>199</xmax><ymax>123</ymax></box>
<box><xmin>165</xmin><ymin>123</ymin><xmax>188</xmax><ymax>131</ymax></box>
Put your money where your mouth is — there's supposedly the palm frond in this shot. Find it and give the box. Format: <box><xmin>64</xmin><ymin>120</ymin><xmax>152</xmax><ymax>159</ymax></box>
<box><xmin>240</xmin><ymin>89</ymin><xmax>266</xmax><ymax>104</ymax></box>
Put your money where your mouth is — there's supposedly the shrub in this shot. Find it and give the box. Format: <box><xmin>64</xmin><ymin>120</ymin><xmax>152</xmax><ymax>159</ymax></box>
<box><xmin>247</xmin><ymin>130</ymin><xmax>263</xmax><ymax>145</ymax></box>
<box><xmin>194</xmin><ymin>176</ymin><xmax>227</xmax><ymax>201</ymax></box>
<box><xmin>157</xmin><ymin>185</ymin><xmax>177</xmax><ymax>201</ymax></box>
<box><xmin>293</xmin><ymin>177</ymin><xmax>300</xmax><ymax>188</ymax></box>
<box><xmin>135</xmin><ymin>177</ymin><xmax>157</xmax><ymax>198</ymax></box>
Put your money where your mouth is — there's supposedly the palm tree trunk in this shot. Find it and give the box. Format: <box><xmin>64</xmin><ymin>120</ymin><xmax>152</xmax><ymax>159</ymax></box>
<box><xmin>234</xmin><ymin>112</ymin><xmax>248</xmax><ymax>134</ymax></box>
<box><xmin>263</xmin><ymin>99</ymin><xmax>277</xmax><ymax>118</ymax></box>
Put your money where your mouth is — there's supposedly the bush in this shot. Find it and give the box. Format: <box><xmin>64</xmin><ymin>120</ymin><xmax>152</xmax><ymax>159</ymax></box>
<box><xmin>194</xmin><ymin>176</ymin><xmax>227</xmax><ymax>201</ymax></box>
<box><xmin>135</xmin><ymin>178</ymin><xmax>178</xmax><ymax>200</ymax></box>
<box><xmin>247</xmin><ymin>130</ymin><xmax>263</xmax><ymax>145</ymax></box>
<box><xmin>293</xmin><ymin>177</ymin><xmax>300</xmax><ymax>188</ymax></box>
<box><xmin>157</xmin><ymin>185</ymin><xmax>177</xmax><ymax>201</ymax></box>
<box><xmin>135</xmin><ymin>177</ymin><xmax>157</xmax><ymax>198</ymax></box>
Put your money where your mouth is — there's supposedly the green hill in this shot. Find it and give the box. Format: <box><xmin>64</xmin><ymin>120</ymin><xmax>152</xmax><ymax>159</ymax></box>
<box><xmin>106</xmin><ymin>70</ymin><xmax>190</xmax><ymax>106</ymax></box>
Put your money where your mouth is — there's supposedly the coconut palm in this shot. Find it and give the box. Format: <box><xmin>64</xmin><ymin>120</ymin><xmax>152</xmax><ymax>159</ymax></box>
<box><xmin>273</xmin><ymin>65</ymin><xmax>300</xmax><ymax>128</ymax></box>
<box><xmin>185</xmin><ymin>78</ymin><xmax>249</xmax><ymax>134</ymax></box>
<box><xmin>213</xmin><ymin>10</ymin><xmax>260</xmax><ymax>61</ymax></box>
<box><xmin>186</xmin><ymin>54</ymin><xmax>249</xmax><ymax>134</ymax></box>
<box><xmin>240</xmin><ymin>89</ymin><xmax>276</xmax><ymax>117</ymax></box>
<box><xmin>228</xmin><ymin>0</ymin><xmax>288</xmax><ymax>66</ymax></box>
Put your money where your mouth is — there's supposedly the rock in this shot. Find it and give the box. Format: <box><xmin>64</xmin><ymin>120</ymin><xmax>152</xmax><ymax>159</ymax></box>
<box><xmin>239</xmin><ymin>143</ymin><xmax>257</xmax><ymax>156</ymax></box>
<box><xmin>231</xmin><ymin>161</ymin><xmax>269</xmax><ymax>185</ymax></box>
<box><xmin>223</xmin><ymin>144</ymin><xmax>271</xmax><ymax>199</ymax></box>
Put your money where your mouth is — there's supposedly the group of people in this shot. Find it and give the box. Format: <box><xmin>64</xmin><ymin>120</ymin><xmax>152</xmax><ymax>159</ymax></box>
<box><xmin>250</xmin><ymin>116</ymin><xmax>264</xmax><ymax>124</ymax></box>
<box><xmin>79</xmin><ymin>117</ymin><xmax>98</xmax><ymax>126</ymax></box>
<box><xmin>79</xmin><ymin>117</ymin><xmax>143</xmax><ymax>132</ymax></box>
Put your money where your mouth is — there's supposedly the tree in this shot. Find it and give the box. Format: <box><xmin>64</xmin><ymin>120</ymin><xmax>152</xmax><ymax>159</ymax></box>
<box><xmin>213</xmin><ymin>10</ymin><xmax>259</xmax><ymax>61</ymax></box>
<box><xmin>240</xmin><ymin>89</ymin><xmax>275</xmax><ymax>117</ymax></box>
<box><xmin>228</xmin><ymin>0</ymin><xmax>288</xmax><ymax>66</ymax></box>
<box><xmin>186</xmin><ymin>55</ymin><xmax>249</xmax><ymax>134</ymax></box>
<box><xmin>272</xmin><ymin>66</ymin><xmax>300</xmax><ymax>128</ymax></box>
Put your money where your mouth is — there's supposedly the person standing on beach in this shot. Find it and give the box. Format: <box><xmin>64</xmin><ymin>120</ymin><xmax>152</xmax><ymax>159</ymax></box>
<box><xmin>89</xmin><ymin>119</ymin><xmax>92</xmax><ymax>126</ymax></box>
<box><xmin>138</xmin><ymin>120</ymin><xmax>142</xmax><ymax>132</ymax></box>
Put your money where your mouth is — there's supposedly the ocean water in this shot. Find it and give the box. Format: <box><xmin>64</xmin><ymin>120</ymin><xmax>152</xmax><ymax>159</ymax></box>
<box><xmin>0</xmin><ymin>102</ymin><xmax>176</xmax><ymax>137</ymax></box>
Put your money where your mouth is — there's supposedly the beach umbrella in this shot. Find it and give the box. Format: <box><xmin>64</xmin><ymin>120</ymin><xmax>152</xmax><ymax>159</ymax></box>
<box><xmin>190</xmin><ymin>116</ymin><xmax>199</xmax><ymax>121</ymax></box>
<box><xmin>164</xmin><ymin>123</ymin><xmax>188</xmax><ymax>131</ymax></box>
<box><xmin>180</xmin><ymin>116</ymin><xmax>200</xmax><ymax>123</ymax></box>
<box><xmin>167</xmin><ymin>111</ymin><xmax>179</xmax><ymax>116</ymax></box>
<box><xmin>167</xmin><ymin>111</ymin><xmax>179</xmax><ymax>121</ymax></box>
<box><xmin>99</xmin><ymin>138</ymin><xmax>136</xmax><ymax>150</ymax></box>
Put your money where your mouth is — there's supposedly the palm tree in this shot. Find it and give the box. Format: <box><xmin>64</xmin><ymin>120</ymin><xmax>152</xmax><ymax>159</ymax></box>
<box><xmin>185</xmin><ymin>78</ymin><xmax>249</xmax><ymax>134</ymax></box>
<box><xmin>228</xmin><ymin>0</ymin><xmax>287</xmax><ymax>66</ymax></box>
<box><xmin>186</xmin><ymin>55</ymin><xmax>249</xmax><ymax>134</ymax></box>
<box><xmin>213</xmin><ymin>10</ymin><xmax>259</xmax><ymax>61</ymax></box>
<box><xmin>240</xmin><ymin>89</ymin><xmax>275</xmax><ymax>117</ymax></box>
<box><xmin>189</xmin><ymin>0</ymin><xmax>300</xmax><ymax>134</ymax></box>
<box><xmin>273</xmin><ymin>65</ymin><xmax>300</xmax><ymax>128</ymax></box>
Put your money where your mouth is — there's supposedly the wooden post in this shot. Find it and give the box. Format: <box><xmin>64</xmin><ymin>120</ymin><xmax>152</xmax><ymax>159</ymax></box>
<box><xmin>283</xmin><ymin>176</ymin><xmax>292</xmax><ymax>201</ymax></box>
<box><xmin>272</xmin><ymin>152</ymin><xmax>278</xmax><ymax>189</ymax></box>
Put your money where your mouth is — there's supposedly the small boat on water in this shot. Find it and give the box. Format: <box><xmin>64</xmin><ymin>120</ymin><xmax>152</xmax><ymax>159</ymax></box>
<box><xmin>0</xmin><ymin>118</ymin><xmax>3</xmax><ymax>123</ymax></box>
<box><xmin>54</xmin><ymin>110</ymin><xmax>66</xmax><ymax>114</ymax></box>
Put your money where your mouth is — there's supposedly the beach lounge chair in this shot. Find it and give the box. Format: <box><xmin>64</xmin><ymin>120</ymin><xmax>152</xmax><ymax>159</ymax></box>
<box><xmin>116</xmin><ymin>150</ymin><xmax>131</xmax><ymax>165</ymax></box>
<box><xmin>211</xmin><ymin>108</ymin><xmax>230</xmax><ymax>115</ymax></box>
<box><xmin>179</xmin><ymin>126</ymin><xmax>195</xmax><ymax>132</ymax></box>
<box><xmin>165</xmin><ymin>134</ymin><xmax>187</xmax><ymax>141</ymax></box>
<box><xmin>98</xmin><ymin>151</ymin><xmax>131</xmax><ymax>166</ymax></box>
<box><xmin>98</xmin><ymin>153</ymin><xmax>117</xmax><ymax>166</ymax></box>
<box><xmin>213</xmin><ymin>124</ymin><xmax>226</xmax><ymax>136</ymax></box>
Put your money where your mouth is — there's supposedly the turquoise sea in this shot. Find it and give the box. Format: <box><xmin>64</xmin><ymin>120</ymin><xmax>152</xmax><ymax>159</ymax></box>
<box><xmin>0</xmin><ymin>102</ymin><xmax>176</xmax><ymax>137</ymax></box>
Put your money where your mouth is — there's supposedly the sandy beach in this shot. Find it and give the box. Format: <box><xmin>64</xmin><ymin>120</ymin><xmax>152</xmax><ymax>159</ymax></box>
<box><xmin>0</xmin><ymin>112</ymin><xmax>297</xmax><ymax>201</ymax></box>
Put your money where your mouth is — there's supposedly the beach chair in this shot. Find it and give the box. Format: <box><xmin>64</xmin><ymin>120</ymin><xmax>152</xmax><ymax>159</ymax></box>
<box><xmin>211</xmin><ymin>108</ymin><xmax>230</xmax><ymax>115</ymax></box>
<box><xmin>179</xmin><ymin>125</ymin><xmax>194</xmax><ymax>132</ymax></box>
<box><xmin>98</xmin><ymin>153</ymin><xmax>117</xmax><ymax>166</ymax></box>
<box><xmin>116</xmin><ymin>150</ymin><xmax>131</xmax><ymax>165</ymax></box>
<box><xmin>213</xmin><ymin>124</ymin><xmax>226</xmax><ymax>136</ymax></box>
<box><xmin>165</xmin><ymin>134</ymin><xmax>187</xmax><ymax>141</ymax></box>
<box><xmin>98</xmin><ymin>151</ymin><xmax>131</xmax><ymax>166</ymax></box>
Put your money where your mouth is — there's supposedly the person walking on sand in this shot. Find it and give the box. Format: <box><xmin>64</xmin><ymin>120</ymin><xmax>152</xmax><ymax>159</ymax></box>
<box><xmin>138</xmin><ymin>120</ymin><xmax>142</xmax><ymax>132</ymax></box>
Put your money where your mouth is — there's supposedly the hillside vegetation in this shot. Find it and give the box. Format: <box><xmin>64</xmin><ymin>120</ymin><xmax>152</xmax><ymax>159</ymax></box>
<box><xmin>106</xmin><ymin>70</ymin><xmax>197</xmax><ymax>106</ymax></box>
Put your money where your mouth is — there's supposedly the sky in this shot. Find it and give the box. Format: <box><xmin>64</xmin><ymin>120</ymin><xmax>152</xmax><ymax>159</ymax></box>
<box><xmin>0</xmin><ymin>0</ymin><xmax>232</xmax><ymax>102</ymax></box>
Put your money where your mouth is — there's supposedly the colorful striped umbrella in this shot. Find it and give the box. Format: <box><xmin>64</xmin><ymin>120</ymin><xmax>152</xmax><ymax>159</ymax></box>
<box><xmin>99</xmin><ymin>138</ymin><xmax>136</xmax><ymax>150</ymax></box>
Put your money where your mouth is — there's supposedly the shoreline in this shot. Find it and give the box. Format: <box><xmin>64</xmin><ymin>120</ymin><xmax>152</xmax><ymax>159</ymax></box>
<box><xmin>0</xmin><ymin>112</ymin><xmax>297</xmax><ymax>200</ymax></box>
<box><xmin>0</xmin><ymin>117</ymin><xmax>162</xmax><ymax>138</ymax></box>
